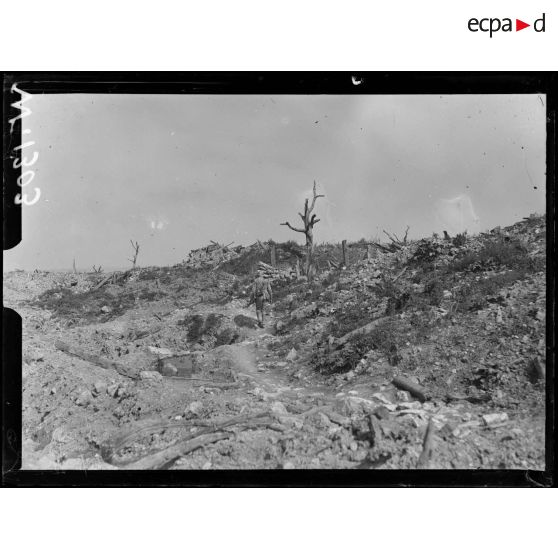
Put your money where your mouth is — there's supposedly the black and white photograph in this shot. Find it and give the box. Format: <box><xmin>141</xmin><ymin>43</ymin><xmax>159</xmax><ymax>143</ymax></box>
<box><xmin>3</xmin><ymin>76</ymin><xmax>550</xmax><ymax>475</ymax></box>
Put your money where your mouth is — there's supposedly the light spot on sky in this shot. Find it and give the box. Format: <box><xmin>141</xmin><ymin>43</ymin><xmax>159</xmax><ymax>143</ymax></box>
<box><xmin>434</xmin><ymin>194</ymin><xmax>481</xmax><ymax>235</ymax></box>
<box><xmin>147</xmin><ymin>216</ymin><xmax>169</xmax><ymax>231</ymax></box>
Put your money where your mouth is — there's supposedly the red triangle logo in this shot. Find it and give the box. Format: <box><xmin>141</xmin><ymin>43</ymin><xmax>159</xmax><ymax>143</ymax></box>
<box><xmin>516</xmin><ymin>19</ymin><xmax>530</xmax><ymax>31</ymax></box>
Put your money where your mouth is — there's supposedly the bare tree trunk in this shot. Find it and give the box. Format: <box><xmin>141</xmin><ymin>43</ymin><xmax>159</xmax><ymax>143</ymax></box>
<box><xmin>128</xmin><ymin>240</ymin><xmax>140</xmax><ymax>268</ymax></box>
<box><xmin>281</xmin><ymin>181</ymin><xmax>324</xmax><ymax>280</ymax></box>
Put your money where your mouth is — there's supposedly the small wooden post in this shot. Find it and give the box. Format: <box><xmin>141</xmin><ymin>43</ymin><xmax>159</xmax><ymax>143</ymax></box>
<box><xmin>367</xmin><ymin>244</ymin><xmax>372</xmax><ymax>261</ymax></box>
<box><xmin>270</xmin><ymin>245</ymin><xmax>277</xmax><ymax>268</ymax></box>
<box><xmin>341</xmin><ymin>240</ymin><xmax>347</xmax><ymax>267</ymax></box>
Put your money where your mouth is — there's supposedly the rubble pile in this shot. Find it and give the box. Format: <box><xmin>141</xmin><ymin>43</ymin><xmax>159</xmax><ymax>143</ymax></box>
<box><xmin>257</xmin><ymin>261</ymin><xmax>297</xmax><ymax>281</ymax></box>
<box><xmin>185</xmin><ymin>241</ymin><xmax>244</xmax><ymax>268</ymax></box>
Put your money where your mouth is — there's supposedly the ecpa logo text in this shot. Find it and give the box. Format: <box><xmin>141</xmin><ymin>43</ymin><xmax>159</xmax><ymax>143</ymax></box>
<box><xmin>468</xmin><ymin>13</ymin><xmax>545</xmax><ymax>37</ymax></box>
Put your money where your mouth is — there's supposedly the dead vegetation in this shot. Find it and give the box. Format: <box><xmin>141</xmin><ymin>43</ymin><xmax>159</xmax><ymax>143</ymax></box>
<box><xmin>7</xmin><ymin>213</ymin><xmax>547</xmax><ymax>471</ymax></box>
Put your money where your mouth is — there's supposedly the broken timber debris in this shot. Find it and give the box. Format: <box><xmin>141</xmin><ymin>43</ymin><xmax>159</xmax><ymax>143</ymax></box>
<box><xmin>93</xmin><ymin>270</ymin><xmax>132</xmax><ymax>291</ymax></box>
<box><xmin>54</xmin><ymin>340</ymin><xmax>138</xmax><ymax>379</ymax></box>
<box><xmin>117</xmin><ymin>412</ymin><xmax>274</xmax><ymax>469</ymax></box>
<box><xmin>123</xmin><ymin>432</ymin><xmax>232</xmax><ymax>470</ymax></box>
<box><xmin>392</xmin><ymin>376</ymin><xmax>428</xmax><ymax>403</ymax></box>
<box><xmin>334</xmin><ymin>317</ymin><xmax>390</xmax><ymax>348</ymax></box>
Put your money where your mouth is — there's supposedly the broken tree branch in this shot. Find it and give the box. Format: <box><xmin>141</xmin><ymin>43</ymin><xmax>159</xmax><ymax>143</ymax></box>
<box><xmin>280</xmin><ymin>221</ymin><xmax>306</xmax><ymax>234</ymax></box>
<box><xmin>55</xmin><ymin>340</ymin><xmax>138</xmax><ymax>379</ymax></box>
<box><xmin>334</xmin><ymin>317</ymin><xmax>390</xmax><ymax>348</ymax></box>
<box><xmin>123</xmin><ymin>432</ymin><xmax>231</xmax><ymax>469</ymax></box>
<box><xmin>402</xmin><ymin>226</ymin><xmax>410</xmax><ymax>244</ymax></box>
<box><xmin>128</xmin><ymin>239</ymin><xmax>140</xmax><ymax>268</ymax></box>
<box><xmin>93</xmin><ymin>272</ymin><xmax>115</xmax><ymax>291</ymax></box>
<box><xmin>106</xmin><ymin>412</ymin><xmax>273</xmax><ymax>465</ymax></box>
<box><xmin>117</xmin><ymin>412</ymin><xmax>274</xmax><ymax>469</ymax></box>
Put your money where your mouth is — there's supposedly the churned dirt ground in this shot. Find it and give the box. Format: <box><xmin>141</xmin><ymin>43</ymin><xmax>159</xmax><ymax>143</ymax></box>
<box><xmin>4</xmin><ymin>215</ymin><xmax>548</xmax><ymax>470</ymax></box>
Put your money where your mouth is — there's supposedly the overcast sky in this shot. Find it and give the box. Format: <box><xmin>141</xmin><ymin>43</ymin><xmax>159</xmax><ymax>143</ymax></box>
<box><xmin>4</xmin><ymin>93</ymin><xmax>546</xmax><ymax>271</ymax></box>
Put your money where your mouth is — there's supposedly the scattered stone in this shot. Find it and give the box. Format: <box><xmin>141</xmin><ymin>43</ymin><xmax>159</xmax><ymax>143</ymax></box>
<box><xmin>282</xmin><ymin>461</ymin><xmax>295</xmax><ymax>469</ymax></box>
<box><xmin>140</xmin><ymin>370</ymin><xmax>163</xmax><ymax>381</ymax></box>
<box><xmin>50</xmin><ymin>387</ymin><xmax>57</xmax><ymax>395</ymax></box>
<box><xmin>316</xmin><ymin>412</ymin><xmax>332</xmax><ymax>428</ymax></box>
<box><xmin>482</xmin><ymin>412</ymin><xmax>509</xmax><ymax>427</ymax></box>
<box><xmin>528</xmin><ymin>357</ymin><xmax>545</xmax><ymax>382</ymax></box>
<box><xmin>100</xmin><ymin>305</ymin><xmax>112</xmax><ymax>313</ymax></box>
<box><xmin>397</xmin><ymin>401</ymin><xmax>422</xmax><ymax>410</ymax></box>
<box><xmin>371</xmin><ymin>392</ymin><xmax>392</xmax><ymax>406</ymax></box>
<box><xmin>147</xmin><ymin>346</ymin><xmax>174</xmax><ymax>357</ymax></box>
<box><xmin>275</xmin><ymin>320</ymin><xmax>285</xmax><ymax>333</ymax></box>
<box><xmin>495</xmin><ymin>308</ymin><xmax>504</xmax><ymax>324</ymax></box>
<box><xmin>395</xmin><ymin>390</ymin><xmax>411</xmax><ymax>402</ymax></box>
<box><xmin>75</xmin><ymin>390</ymin><xmax>92</xmax><ymax>407</ymax></box>
<box><xmin>334</xmin><ymin>397</ymin><xmax>362</xmax><ymax>417</ymax></box>
<box><xmin>286</xmin><ymin>348</ymin><xmax>298</xmax><ymax>362</ymax></box>
<box><xmin>161</xmin><ymin>362</ymin><xmax>178</xmax><ymax>376</ymax></box>
<box><xmin>93</xmin><ymin>381</ymin><xmax>107</xmax><ymax>396</ymax></box>
<box><xmin>202</xmin><ymin>461</ymin><xmax>212</xmax><ymax>470</ymax></box>
<box><xmin>271</xmin><ymin>401</ymin><xmax>288</xmax><ymax>417</ymax></box>
<box><xmin>277</xmin><ymin>415</ymin><xmax>304</xmax><ymax>429</ymax></box>
<box><xmin>116</xmin><ymin>386</ymin><xmax>127</xmax><ymax>398</ymax></box>
<box><xmin>107</xmin><ymin>384</ymin><xmax>119</xmax><ymax>398</ymax></box>
<box><xmin>373</xmin><ymin>406</ymin><xmax>391</xmax><ymax>420</ymax></box>
<box><xmin>23</xmin><ymin>348</ymin><xmax>45</xmax><ymax>364</ymax></box>
<box><xmin>186</xmin><ymin>401</ymin><xmax>204</xmax><ymax>416</ymax></box>
<box><xmin>438</xmin><ymin>423</ymin><xmax>456</xmax><ymax>440</ymax></box>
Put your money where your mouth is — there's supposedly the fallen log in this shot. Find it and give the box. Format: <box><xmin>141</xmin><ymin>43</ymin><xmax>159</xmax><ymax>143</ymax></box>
<box><xmin>54</xmin><ymin>340</ymin><xmax>138</xmax><ymax>379</ymax></box>
<box><xmin>119</xmin><ymin>413</ymin><xmax>274</xmax><ymax>469</ymax></box>
<box><xmin>106</xmin><ymin>412</ymin><xmax>271</xmax><ymax>465</ymax></box>
<box><xmin>93</xmin><ymin>272</ymin><xmax>115</xmax><ymax>291</ymax></box>
<box><xmin>123</xmin><ymin>432</ymin><xmax>232</xmax><ymax>469</ymax></box>
<box><xmin>334</xmin><ymin>317</ymin><xmax>390</xmax><ymax>348</ymax></box>
<box><xmin>392</xmin><ymin>376</ymin><xmax>428</xmax><ymax>402</ymax></box>
<box><xmin>102</xmin><ymin>418</ymin><xmax>214</xmax><ymax>462</ymax></box>
<box><xmin>416</xmin><ymin>418</ymin><xmax>435</xmax><ymax>468</ymax></box>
